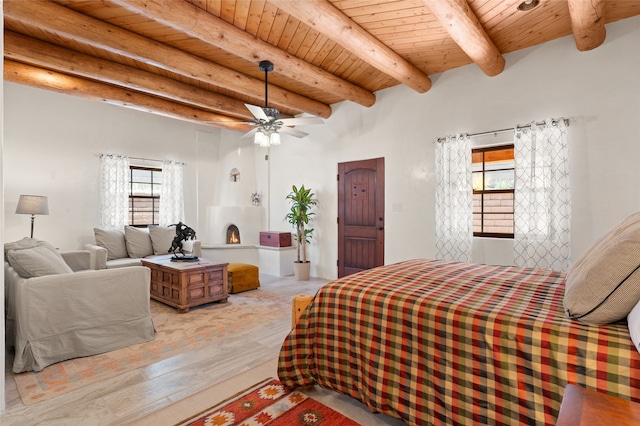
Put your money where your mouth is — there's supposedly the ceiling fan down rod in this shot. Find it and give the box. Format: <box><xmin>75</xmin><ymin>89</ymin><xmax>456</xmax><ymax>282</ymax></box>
<box><xmin>259</xmin><ymin>60</ymin><xmax>274</xmax><ymax>108</ymax></box>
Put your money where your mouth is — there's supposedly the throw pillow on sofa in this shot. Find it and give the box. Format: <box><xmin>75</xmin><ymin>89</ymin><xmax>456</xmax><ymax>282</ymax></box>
<box><xmin>124</xmin><ymin>226</ymin><xmax>154</xmax><ymax>258</ymax></box>
<box><xmin>7</xmin><ymin>244</ymin><xmax>73</xmax><ymax>278</ymax></box>
<box><xmin>94</xmin><ymin>228</ymin><xmax>129</xmax><ymax>261</ymax></box>
<box><xmin>149</xmin><ymin>225</ymin><xmax>176</xmax><ymax>255</ymax></box>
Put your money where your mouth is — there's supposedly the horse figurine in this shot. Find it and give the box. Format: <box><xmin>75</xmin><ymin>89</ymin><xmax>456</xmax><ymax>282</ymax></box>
<box><xmin>169</xmin><ymin>222</ymin><xmax>197</xmax><ymax>259</ymax></box>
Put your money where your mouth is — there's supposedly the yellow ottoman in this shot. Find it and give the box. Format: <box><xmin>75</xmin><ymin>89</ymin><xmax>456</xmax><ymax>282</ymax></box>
<box><xmin>227</xmin><ymin>263</ymin><xmax>260</xmax><ymax>294</ymax></box>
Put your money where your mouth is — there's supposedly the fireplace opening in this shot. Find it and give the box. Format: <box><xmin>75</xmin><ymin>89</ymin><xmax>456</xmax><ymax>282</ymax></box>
<box><xmin>226</xmin><ymin>225</ymin><xmax>241</xmax><ymax>244</ymax></box>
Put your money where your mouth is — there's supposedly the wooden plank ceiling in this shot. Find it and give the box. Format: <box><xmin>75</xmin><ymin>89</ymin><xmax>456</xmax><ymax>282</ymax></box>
<box><xmin>4</xmin><ymin>0</ymin><xmax>640</xmax><ymax>133</ymax></box>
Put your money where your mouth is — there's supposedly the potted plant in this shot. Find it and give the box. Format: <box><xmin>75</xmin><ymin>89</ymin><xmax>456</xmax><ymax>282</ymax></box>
<box><xmin>285</xmin><ymin>184</ymin><xmax>317</xmax><ymax>280</ymax></box>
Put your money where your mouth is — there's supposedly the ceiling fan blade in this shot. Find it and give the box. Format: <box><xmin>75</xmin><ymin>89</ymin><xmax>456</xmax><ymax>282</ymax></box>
<box><xmin>279</xmin><ymin>126</ymin><xmax>308</xmax><ymax>138</ymax></box>
<box><xmin>245</xmin><ymin>104</ymin><xmax>270</xmax><ymax>122</ymax></box>
<box><xmin>241</xmin><ymin>127</ymin><xmax>260</xmax><ymax>139</ymax></box>
<box><xmin>278</xmin><ymin>117</ymin><xmax>324</xmax><ymax>126</ymax></box>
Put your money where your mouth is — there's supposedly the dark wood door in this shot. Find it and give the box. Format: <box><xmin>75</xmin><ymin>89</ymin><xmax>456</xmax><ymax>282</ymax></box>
<box><xmin>338</xmin><ymin>158</ymin><xmax>385</xmax><ymax>278</ymax></box>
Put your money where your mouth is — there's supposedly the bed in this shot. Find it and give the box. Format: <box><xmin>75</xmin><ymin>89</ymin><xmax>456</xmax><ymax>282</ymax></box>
<box><xmin>277</xmin><ymin>258</ymin><xmax>640</xmax><ymax>425</ymax></box>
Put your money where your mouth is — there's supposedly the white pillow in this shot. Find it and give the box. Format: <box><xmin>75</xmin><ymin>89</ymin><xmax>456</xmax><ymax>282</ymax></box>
<box><xmin>94</xmin><ymin>228</ymin><xmax>128</xmax><ymax>261</ymax></box>
<box><xmin>149</xmin><ymin>225</ymin><xmax>176</xmax><ymax>255</ymax></box>
<box><xmin>7</xmin><ymin>245</ymin><xmax>73</xmax><ymax>278</ymax></box>
<box><xmin>564</xmin><ymin>212</ymin><xmax>640</xmax><ymax>325</ymax></box>
<box><xmin>124</xmin><ymin>226</ymin><xmax>154</xmax><ymax>258</ymax></box>
<box><xmin>628</xmin><ymin>300</ymin><xmax>640</xmax><ymax>354</ymax></box>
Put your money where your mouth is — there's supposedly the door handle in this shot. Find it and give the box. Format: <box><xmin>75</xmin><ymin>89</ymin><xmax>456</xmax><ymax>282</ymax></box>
<box><xmin>377</xmin><ymin>226</ymin><xmax>384</xmax><ymax>231</ymax></box>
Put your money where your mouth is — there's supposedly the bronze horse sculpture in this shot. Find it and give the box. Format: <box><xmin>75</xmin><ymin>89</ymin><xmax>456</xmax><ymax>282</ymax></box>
<box><xmin>169</xmin><ymin>222</ymin><xmax>197</xmax><ymax>259</ymax></box>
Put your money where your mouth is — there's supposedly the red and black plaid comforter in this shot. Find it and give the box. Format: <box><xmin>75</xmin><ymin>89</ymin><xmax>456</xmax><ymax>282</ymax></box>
<box><xmin>277</xmin><ymin>259</ymin><xmax>640</xmax><ymax>425</ymax></box>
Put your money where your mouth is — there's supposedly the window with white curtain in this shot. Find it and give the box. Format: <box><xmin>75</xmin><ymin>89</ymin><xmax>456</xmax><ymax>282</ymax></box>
<box><xmin>101</xmin><ymin>155</ymin><xmax>184</xmax><ymax>229</ymax></box>
<box><xmin>129</xmin><ymin>166</ymin><xmax>162</xmax><ymax>227</ymax></box>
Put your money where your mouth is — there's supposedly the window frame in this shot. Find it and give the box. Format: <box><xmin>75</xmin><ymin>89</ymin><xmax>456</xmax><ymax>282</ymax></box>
<box><xmin>472</xmin><ymin>144</ymin><xmax>515</xmax><ymax>239</ymax></box>
<box><xmin>129</xmin><ymin>165</ymin><xmax>161</xmax><ymax>227</ymax></box>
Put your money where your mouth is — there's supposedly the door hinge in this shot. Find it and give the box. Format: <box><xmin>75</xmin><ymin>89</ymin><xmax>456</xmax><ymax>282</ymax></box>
<box><xmin>337</xmin><ymin>259</ymin><xmax>339</xmax><ymax>266</ymax></box>
<box><xmin>337</xmin><ymin>174</ymin><xmax>339</xmax><ymax>181</ymax></box>
<box><xmin>337</xmin><ymin>217</ymin><xmax>339</xmax><ymax>224</ymax></box>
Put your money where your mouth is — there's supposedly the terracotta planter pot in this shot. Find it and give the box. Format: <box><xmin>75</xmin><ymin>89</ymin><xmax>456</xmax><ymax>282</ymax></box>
<box><xmin>293</xmin><ymin>261</ymin><xmax>311</xmax><ymax>281</ymax></box>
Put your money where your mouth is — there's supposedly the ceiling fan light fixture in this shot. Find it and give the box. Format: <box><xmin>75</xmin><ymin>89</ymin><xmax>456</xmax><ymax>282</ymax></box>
<box><xmin>269</xmin><ymin>132</ymin><xmax>281</xmax><ymax>146</ymax></box>
<box><xmin>517</xmin><ymin>0</ymin><xmax>540</xmax><ymax>11</ymax></box>
<box><xmin>255</xmin><ymin>129</ymin><xmax>269</xmax><ymax>147</ymax></box>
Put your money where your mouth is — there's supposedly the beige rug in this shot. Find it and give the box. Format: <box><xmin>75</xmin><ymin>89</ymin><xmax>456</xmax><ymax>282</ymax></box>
<box><xmin>13</xmin><ymin>289</ymin><xmax>292</xmax><ymax>405</ymax></box>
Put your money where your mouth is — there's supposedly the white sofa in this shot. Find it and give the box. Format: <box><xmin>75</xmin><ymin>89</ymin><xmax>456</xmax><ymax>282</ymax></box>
<box><xmin>85</xmin><ymin>225</ymin><xmax>201</xmax><ymax>269</ymax></box>
<box><xmin>4</xmin><ymin>238</ymin><xmax>155</xmax><ymax>373</ymax></box>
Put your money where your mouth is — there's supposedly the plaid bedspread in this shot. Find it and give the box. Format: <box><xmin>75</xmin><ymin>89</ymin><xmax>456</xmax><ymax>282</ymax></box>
<box><xmin>277</xmin><ymin>259</ymin><xmax>640</xmax><ymax>425</ymax></box>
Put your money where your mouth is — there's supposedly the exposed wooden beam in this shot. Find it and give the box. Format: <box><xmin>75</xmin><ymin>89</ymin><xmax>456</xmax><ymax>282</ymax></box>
<box><xmin>4</xmin><ymin>31</ymin><xmax>257</xmax><ymax>122</ymax></box>
<box><xmin>268</xmin><ymin>0</ymin><xmax>432</xmax><ymax>93</ymax></box>
<box><xmin>421</xmin><ymin>0</ymin><xmax>505</xmax><ymax>77</ymax></box>
<box><xmin>567</xmin><ymin>0</ymin><xmax>606</xmax><ymax>51</ymax></box>
<box><xmin>109</xmin><ymin>0</ymin><xmax>377</xmax><ymax>107</ymax></box>
<box><xmin>3</xmin><ymin>0</ymin><xmax>332</xmax><ymax>119</ymax></box>
<box><xmin>4</xmin><ymin>60</ymin><xmax>252</xmax><ymax>132</ymax></box>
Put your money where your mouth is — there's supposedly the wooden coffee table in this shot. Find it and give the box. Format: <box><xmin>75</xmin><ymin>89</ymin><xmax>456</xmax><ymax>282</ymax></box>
<box><xmin>141</xmin><ymin>256</ymin><xmax>229</xmax><ymax>313</ymax></box>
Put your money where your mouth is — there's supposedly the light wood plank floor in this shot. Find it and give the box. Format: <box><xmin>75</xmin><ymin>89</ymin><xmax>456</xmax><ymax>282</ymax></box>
<box><xmin>1</xmin><ymin>274</ymin><xmax>330</xmax><ymax>425</ymax></box>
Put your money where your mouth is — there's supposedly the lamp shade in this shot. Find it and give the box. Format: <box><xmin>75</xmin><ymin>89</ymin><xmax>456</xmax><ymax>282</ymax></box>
<box><xmin>15</xmin><ymin>195</ymin><xmax>49</xmax><ymax>215</ymax></box>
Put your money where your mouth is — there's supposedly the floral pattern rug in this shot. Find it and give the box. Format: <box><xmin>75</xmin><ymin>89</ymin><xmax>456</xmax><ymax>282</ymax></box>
<box><xmin>176</xmin><ymin>378</ymin><xmax>360</xmax><ymax>426</ymax></box>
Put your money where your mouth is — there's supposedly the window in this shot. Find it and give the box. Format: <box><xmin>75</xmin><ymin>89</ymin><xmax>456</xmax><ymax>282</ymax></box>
<box><xmin>472</xmin><ymin>145</ymin><xmax>514</xmax><ymax>238</ymax></box>
<box><xmin>129</xmin><ymin>166</ymin><xmax>162</xmax><ymax>226</ymax></box>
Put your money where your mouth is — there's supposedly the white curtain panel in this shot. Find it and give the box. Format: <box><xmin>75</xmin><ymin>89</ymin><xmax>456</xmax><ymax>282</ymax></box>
<box><xmin>100</xmin><ymin>154</ymin><xmax>130</xmax><ymax>229</ymax></box>
<box><xmin>435</xmin><ymin>134</ymin><xmax>473</xmax><ymax>263</ymax></box>
<box><xmin>513</xmin><ymin>119</ymin><xmax>571</xmax><ymax>272</ymax></box>
<box><xmin>159</xmin><ymin>160</ymin><xmax>185</xmax><ymax>226</ymax></box>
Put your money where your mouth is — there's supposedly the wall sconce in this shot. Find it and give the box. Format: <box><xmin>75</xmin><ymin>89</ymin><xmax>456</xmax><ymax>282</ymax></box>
<box><xmin>15</xmin><ymin>195</ymin><xmax>49</xmax><ymax>238</ymax></box>
<box><xmin>229</xmin><ymin>168</ymin><xmax>240</xmax><ymax>182</ymax></box>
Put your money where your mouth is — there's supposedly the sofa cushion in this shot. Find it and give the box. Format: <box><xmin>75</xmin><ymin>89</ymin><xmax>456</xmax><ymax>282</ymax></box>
<box><xmin>94</xmin><ymin>228</ymin><xmax>128</xmax><ymax>261</ymax></box>
<box><xmin>564</xmin><ymin>212</ymin><xmax>640</xmax><ymax>325</ymax></box>
<box><xmin>106</xmin><ymin>257</ymin><xmax>143</xmax><ymax>268</ymax></box>
<box><xmin>7</xmin><ymin>245</ymin><xmax>73</xmax><ymax>278</ymax></box>
<box><xmin>4</xmin><ymin>237</ymin><xmax>62</xmax><ymax>258</ymax></box>
<box><xmin>124</xmin><ymin>226</ymin><xmax>154</xmax><ymax>259</ymax></box>
<box><xmin>149</xmin><ymin>225</ymin><xmax>176</xmax><ymax>255</ymax></box>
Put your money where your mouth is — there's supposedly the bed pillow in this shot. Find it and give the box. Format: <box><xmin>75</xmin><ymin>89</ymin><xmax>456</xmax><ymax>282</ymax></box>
<box><xmin>94</xmin><ymin>228</ymin><xmax>128</xmax><ymax>261</ymax></box>
<box><xmin>124</xmin><ymin>226</ymin><xmax>154</xmax><ymax>258</ymax></box>
<box><xmin>149</xmin><ymin>225</ymin><xmax>176</xmax><ymax>255</ymax></box>
<box><xmin>7</xmin><ymin>245</ymin><xmax>73</xmax><ymax>278</ymax></box>
<box><xmin>564</xmin><ymin>212</ymin><xmax>640</xmax><ymax>325</ymax></box>
<box><xmin>628</xmin><ymin>300</ymin><xmax>640</xmax><ymax>355</ymax></box>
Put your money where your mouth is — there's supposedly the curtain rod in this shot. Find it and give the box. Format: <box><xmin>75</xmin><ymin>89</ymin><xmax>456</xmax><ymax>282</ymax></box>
<box><xmin>435</xmin><ymin>117</ymin><xmax>569</xmax><ymax>143</ymax></box>
<box><xmin>100</xmin><ymin>154</ymin><xmax>185</xmax><ymax>166</ymax></box>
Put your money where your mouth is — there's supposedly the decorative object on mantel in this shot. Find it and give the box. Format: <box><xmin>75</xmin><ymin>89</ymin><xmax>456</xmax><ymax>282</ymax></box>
<box><xmin>169</xmin><ymin>222</ymin><xmax>199</xmax><ymax>262</ymax></box>
<box><xmin>251</xmin><ymin>191</ymin><xmax>262</xmax><ymax>206</ymax></box>
<box><xmin>229</xmin><ymin>168</ymin><xmax>240</xmax><ymax>182</ymax></box>
<box><xmin>15</xmin><ymin>195</ymin><xmax>49</xmax><ymax>238</ymax></box>
<box><xmin>285</xmin><ymin>185</ymin><xmax>317</xmax><ymax>280</ymax></box>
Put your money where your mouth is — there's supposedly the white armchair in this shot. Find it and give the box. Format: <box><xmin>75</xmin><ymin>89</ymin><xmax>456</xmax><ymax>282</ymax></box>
<box><xmin>4</xmin><ymin>238</ymin><xmax>155</xmax><ymax>373</ymax></box>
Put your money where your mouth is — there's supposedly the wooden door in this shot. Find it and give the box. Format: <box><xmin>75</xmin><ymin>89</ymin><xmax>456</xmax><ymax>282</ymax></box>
<box><xmin>338</xmin><ymin>158</ymin><xmax>385</xmax><ymax>278</ymax></box>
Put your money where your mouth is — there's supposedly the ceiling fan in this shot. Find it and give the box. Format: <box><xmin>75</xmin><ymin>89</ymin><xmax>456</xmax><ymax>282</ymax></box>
<box><xmin>242</xmin><ymin>60</ymin><xmax>323</xmax><ymax>147</ymax></box>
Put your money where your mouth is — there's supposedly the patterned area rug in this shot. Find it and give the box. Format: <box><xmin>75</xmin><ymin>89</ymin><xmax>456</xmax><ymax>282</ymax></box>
<box><xmin>13</xmin><ymin>289</ymin><xmax>291</xmax><ymax>405</ymax></box>
<box><xmin>176</xmin><ymin>378</ymin><xmax>360</xmax><ymax>426</ymax></box>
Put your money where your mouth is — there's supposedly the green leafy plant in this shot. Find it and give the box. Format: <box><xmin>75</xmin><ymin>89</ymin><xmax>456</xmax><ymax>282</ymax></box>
<box><xmin>285</xmin><ymin>184</ymin><xmax>317</xmax><ymax>263</ymax></box>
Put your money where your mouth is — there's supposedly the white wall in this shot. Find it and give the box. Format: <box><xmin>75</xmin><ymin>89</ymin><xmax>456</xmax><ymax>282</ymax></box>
<box><xmin>2</xmin><ymin>86</ymin><xmax>262</xmax><ymax>249</ymax></box>
<box><xmin>265</xmin><ymin>16</ymin><xmax>640</xmax><ymax>279</ymax></box>
<box><xmin>3</xmin><ymin>16</ymin><xmax>640</xmax><ymax>283</ymax></box>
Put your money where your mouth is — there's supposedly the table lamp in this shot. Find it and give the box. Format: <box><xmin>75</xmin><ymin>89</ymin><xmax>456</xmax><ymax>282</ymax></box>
<box><xmin>15</xmin><ymin>195</ymin><xmax>49</xmax><ymax>238</ymax></box>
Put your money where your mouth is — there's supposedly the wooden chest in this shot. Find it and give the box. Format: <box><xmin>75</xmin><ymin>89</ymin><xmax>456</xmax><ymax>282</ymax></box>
<box><xmin>141</xmin><ymin>257</ymin><xmax>228</xmax><ymax>313</ymax></box>
<box><xmin>259</xmin><ymin>231</ymin><xmax>292</xmax><ymax>247</ymax></box>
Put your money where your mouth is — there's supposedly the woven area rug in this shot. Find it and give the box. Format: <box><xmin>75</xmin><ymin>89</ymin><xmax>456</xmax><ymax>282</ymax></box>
<box><xmin>176</xmin><ymin>378</ymin><xmax>360</xmax><ymax>426</ymax></box>
<box><xmin>13</xmin><ymin>289</ymin><xmax>291</xmax><ymax>405</ymax></box>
